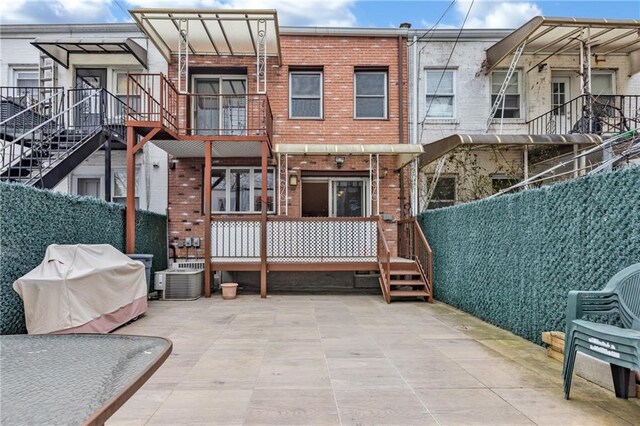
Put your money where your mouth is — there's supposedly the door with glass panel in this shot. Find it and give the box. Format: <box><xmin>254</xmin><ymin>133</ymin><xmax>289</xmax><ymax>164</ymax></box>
<box><xmin>301</xmin><ymin>178</ymin><xmax>368</xmax><ymax>217</ymax></box>
<box><xmin>331</xmin><ymin>180</ymin><xmax>366</xmax><ymax>217</ymax></box>
<box><xmin>75</xmin><ymin>68</ymin><xmax>107</xmax><ymax>128</ymax></box>
<box><xmin>551</xmin><ymin>76</ymin><xmax>571</xmax><ymax>133</ymax></box>
<box><xmin>192</xmin><ymin>76</ymin><xmax>246</xmax><ymax>135</ymax></box>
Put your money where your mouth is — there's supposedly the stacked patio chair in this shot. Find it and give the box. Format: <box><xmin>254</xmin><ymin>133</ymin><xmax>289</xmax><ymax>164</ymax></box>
<box><xmin>563</xmin><ymin>263</ymin><xmax>640</xmax><ymax>399</ymax></box>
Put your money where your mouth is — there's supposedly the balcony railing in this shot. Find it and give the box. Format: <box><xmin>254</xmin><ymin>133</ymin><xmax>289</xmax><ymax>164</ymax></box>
<box><xmin>527</xmin><ymin>94</ymin><xmax>640</xmax><ymax>135</ymax></box>
<box><xmin>126</xmin><ymin>73</ymin><xmax>272</xmax><ymax>140</ymax></box>
<box><xmin>211</xmin><ymin>217</ymin><xmax>377</xmax><ymax>263</ymax></box>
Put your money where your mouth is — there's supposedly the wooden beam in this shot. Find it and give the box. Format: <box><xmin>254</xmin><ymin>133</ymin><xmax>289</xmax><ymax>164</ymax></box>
<box><xmin>132</xmin><ymin>127</ymin><xmax>161</xmax><ymax>155</ymax></box>
<box><xmin>260</xmin><ymin>140</ymin><xmax>268</xmax><ymax>298</ymax></box>
<box><xmin>125</xmin><ymin>126</ymin><xmax>136</xmax><ymax>254</ymax></box>
<box><xmin>204</xmin><ymin>141</ymin><xmax>212</xmax><ymax>298</ymax></box>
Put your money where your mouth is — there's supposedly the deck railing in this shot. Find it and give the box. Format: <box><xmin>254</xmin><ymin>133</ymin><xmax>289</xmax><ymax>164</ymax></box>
<box><xmin>377</xmin><ymin>219</ymin><xmax>391</xmax><ymax>303</ymax></box>
<box><xmin>398</xmin><ymin>217</ymin><xmax>433</xmax><ymax>302</ymax></box>
<box><xmin>527</xmin><ymin>94</ymin><xmax>640</xmax><ymax>135</ymax></box>
<box><xmin>211</xmin><ymin>217</ymin><xmax>377</xmax><ymax>262</ymax></box>
<box><xmin>126</xmin><ymin>73</ymin><xmax>272</xmax><ymax>140</ymax></box>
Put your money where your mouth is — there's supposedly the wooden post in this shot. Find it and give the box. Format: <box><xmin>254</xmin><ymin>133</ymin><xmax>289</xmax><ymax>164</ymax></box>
<box><xmin>260</xmin><ymin>140</ymin><xmax>268</xmax><ymax>298</ymax></box>
<box><xmin>204</xmin><ymin>141</ymin><xmax>212</xmax><ymax>298</ymax></box>
<box><xmin>125</xmin><ymin>126</ymin><xmax>136</xmax><ymax>254</ymax></box>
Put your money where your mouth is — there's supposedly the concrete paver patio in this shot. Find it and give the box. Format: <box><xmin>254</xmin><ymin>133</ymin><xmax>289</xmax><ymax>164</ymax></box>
<box><xmin>109</xmin><ymin>295</ymin><xmax>640</xmax><ymax>425</ymax></box>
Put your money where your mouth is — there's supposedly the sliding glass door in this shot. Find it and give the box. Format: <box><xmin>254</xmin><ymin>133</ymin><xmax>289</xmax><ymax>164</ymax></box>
<box><xmin>192</xmin><ymin>76</ymin><xmax>246</xmax><ymax>136</ymax></box>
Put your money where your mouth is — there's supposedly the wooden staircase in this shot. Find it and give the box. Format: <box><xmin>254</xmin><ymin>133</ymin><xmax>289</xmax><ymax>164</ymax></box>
<box><xmin>377</xmin><ymin>217</ymin><xmax>434</xmax><ymax>304</ymax></box>
<box><xmin>388</xmin><ymin>259</ymin><xmax>431</xmax><ymax>300</ymax></box>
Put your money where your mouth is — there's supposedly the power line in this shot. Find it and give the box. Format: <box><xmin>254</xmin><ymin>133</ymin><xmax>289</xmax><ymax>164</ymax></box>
<box><xmin>408</xmin><ymin>0</ymin><xmax>457</xmax><ymax>48</ymax></box>
<box><xmin>419</xmin><ymin>0</ymin><xmax>475</xmax><ymax>137</ymax></box>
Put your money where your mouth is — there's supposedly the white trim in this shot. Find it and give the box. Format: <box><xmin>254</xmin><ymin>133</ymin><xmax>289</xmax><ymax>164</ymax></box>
<box><xmin>210</xmin><ymin>166</ymin><xmax>276</xmax><ymax>214</ymax></box>
<box><xmin>424</xmin><ymin>68</ymin><xmax>456</xmax><ymax>119</ymax></box>
<box><xmin>490</xmin><ymin>69</ymin><xmax>523</xmax><ymax>120</ymax></box>
<box><xmin>289</xmin><ymin>70</ymin><xmax>323</xmax><ymax>119</ymax></box>
<box><xmin>72</xmin><ymin>175</ymin><xmax>103</xmax><ymax>199</ymax></box>
<box><xmin>190</xmin><ymin>74</ymin><xmax>248</xmax><ymax>135</ymax></box>
<box><xmin>353</xmin><ymin>70</ymin><xmax>388</xmax><ymax>119</ymax></box>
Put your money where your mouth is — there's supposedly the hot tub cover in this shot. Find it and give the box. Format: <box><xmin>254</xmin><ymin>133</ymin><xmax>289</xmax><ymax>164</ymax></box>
<box><xmin>13</xmin><ymin>244</ymin><xmax>148</xmax><ymax>334</ymax></box>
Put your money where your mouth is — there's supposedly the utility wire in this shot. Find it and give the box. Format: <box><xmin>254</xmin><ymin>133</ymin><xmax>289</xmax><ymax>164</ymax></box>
<box><xmin>420</xmin><ymin>0</ymin><xmax>475</xmax><ymax>132</ymax></box>
<box><xmin>408</xmin><ymin>0</ymin><xmax>457</xmax><ymax>47</ymax></box>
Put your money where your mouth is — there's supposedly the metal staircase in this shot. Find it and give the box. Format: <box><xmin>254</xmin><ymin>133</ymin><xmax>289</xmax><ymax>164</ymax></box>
<box><xmin>0</xmin><ymin>87</ymin><xmax>129</xmax><ymax>189</ymax></box>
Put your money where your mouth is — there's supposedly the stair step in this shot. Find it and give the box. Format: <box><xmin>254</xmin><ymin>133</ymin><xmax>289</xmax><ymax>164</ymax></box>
<box><xmin>390</xmin><ymin>279</ymin><xmax>425</xmax><ymax>286</ymax></box>
<box><xmin>390</xmin><ymin>270</ymin><xmax>421</xmax><ymax>276</ymax></box>
<box><xmin>390</xmin><ymin>290</ymin><xmax>430</xmax><ymax>297</ymax></box>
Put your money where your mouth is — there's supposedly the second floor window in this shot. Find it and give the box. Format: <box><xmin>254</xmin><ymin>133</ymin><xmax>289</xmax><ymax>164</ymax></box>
<box><xmin>491</xmin><ymin>70</ymin><xmax>521</xmax><ymax>119</ymax></box>
<box><xmin>289</xmin><ymin>71</ymin><xmax>322</xmax><ymax>119</ymax></box>
<box><xmin>354</xmin><ymin>71</ymin><xmax>387</xmax><ymax>119</ymax></box>
<box><xmin>425</xmin><ymin>69</ymin><xmax>455</xmax><ymax>118</ymax></box>
<box><xmin>426</xmin><ymin>176</ymin><xmax>456</xmax><ymax>209</ymax></box>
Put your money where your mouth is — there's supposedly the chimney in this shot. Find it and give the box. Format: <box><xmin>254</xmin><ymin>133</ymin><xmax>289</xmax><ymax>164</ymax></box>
<box><xmin>399</xmin><ymin>23</ymin><xmax>412</xmax><ymax>29</ymax></box>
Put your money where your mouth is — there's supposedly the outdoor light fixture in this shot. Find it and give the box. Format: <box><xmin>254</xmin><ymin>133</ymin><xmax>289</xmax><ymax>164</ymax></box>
<box><xmin>335</xmin><ymin>156</ymin><xmax>345</xmax><ymax>169</ymax></box>
<box><xmin>289</xmin><ymin>172</ymin><xmax>299</xmax><ymax>186</ymax></box>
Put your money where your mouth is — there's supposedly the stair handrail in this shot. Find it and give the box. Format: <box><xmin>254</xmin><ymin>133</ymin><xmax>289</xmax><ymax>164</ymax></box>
<box><xmin>410</xmin><ymin>216</ymin><xmax>433</xmax><ymax>302</ymax></box>
<box><xmin>377</xmin><ymin>218</ymin><xmax>391</xmax><ymax>303</ymax></box>
<box><xmin>5</xmin><ymin>92</ymin><xmax>100</xmax><ymax>147</ymax></box>
<box><xmin>0</xmin><ymin>87</ymin><xmax>64</xmax><ymax>127</ymax></box>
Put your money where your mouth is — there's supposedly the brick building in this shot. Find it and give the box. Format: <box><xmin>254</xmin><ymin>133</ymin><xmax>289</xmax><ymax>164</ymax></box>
<box><xmin>124</xmin><ymin>10</ymin><xmax>429</xmax><ymax>301</ymax></box>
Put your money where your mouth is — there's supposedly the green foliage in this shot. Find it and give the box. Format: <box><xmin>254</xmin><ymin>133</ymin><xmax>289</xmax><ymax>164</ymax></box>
<box><xmin>419</xmin><ymin>166</ymin><xmax>640</xmax><ymax>344</ymax></box>
<box><xmin>0</xmin><ymin>182</ymin><xmax>167</xmax><ymax>334</ymax></box>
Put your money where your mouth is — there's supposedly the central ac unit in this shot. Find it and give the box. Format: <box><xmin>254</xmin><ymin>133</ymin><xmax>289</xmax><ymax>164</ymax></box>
<box><xmin>155</xmin><ymin>269</ymin><xmax>204</xmax><ymax>300</ymax></box>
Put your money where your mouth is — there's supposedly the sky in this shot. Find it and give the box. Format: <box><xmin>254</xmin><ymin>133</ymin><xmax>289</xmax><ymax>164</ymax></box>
<box><xmin>0</xmin><ymin>0</ymin><xmax>638</xmax><ymax>29</ymax></box>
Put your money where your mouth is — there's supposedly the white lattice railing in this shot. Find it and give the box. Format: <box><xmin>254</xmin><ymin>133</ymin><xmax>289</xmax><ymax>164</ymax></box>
<box><xmin>211</xmin><ymin>218</ymin><xmax>377</xmax><ymax>262</ymax></box>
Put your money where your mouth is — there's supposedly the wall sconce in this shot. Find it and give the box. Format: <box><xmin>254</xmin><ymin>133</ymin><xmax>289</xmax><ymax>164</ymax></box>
<box><xmin>335</xmin><ymin>156</ymin><xmax>345</xmax><ymax>169</ymax></box>
<box><xmin>289</xmin><ymin>172</ymin><xmax>299</xmax><ymax>186</ymax></box>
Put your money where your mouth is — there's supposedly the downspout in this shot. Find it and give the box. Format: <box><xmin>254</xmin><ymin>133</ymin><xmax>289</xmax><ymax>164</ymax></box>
<box><xmin>411</xmin><ymin>34</ymin><xmax>418</xmax><ymax>216</ymax></box>
<box><xmin>398</xmin><ymin>33</ymin><xmax>406</xmax><ymax>219</ymax></box>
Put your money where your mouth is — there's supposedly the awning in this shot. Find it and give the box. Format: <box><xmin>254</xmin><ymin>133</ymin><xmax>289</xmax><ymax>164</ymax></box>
<box><xmin>274</xmin><ymin>143</ymin><xmax>424</xmax><ymax>169</ymax></box>
<box><xmin>151</xmin><ymin>140</ymin><xmax>265</xmax><ymax>158</ymax></box>
<box><xmin>31</xmin><ymin>38</ymin><xmax>147</xmax><ymax>69</ymax></box>
<box><xmin>129</xmin><ymin>9</ymin><xmax>281</xmax><ymax>64</ymax></box>
<box><xmin>419</xmin><ymin>133</ymin><xmax>602</xmax><ymax>168</ymax></box>
<box><xmin>485</xmin><ymin>16</ymin><xmax>640</xmax><ymax>73</ymax></box>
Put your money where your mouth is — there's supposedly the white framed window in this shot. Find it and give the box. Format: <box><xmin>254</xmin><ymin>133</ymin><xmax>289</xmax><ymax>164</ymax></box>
<box><xmin>425</xmin><ymin>69</ymin><xmax>456</xmax><ymax>118</ymax></box>
<box><xmin>591</xmin><ymin>72</ymin><xmax>615</xmax><ymax>97</ymax></box>
<box><xmin>427</xmin><ymin>175</ymin><xmax>456</xmax><ymax>209</ymax></box>
<box><xmin>354</xmin><ymin>71</ymin><xmax>387</xmax><ymax>119</ymax></box>
<box><xmin>491</xmin><ymin>70</ymin><xmax>521</xmax><ymax>119</ymax></box>
<box><xmin>289</xmin><ymin>71</ymin><xmax>323</xmax><ymax>119</ymax></box>
<box><xmin>115</xmin><ymin>71</ymin><xmax>141</xmax><ymax>113</ymax></box>
<box><xmin>112</xmin><ymin>169</ymin><xmax>140</xmax><ymax>208</ymax></box>
<box><xmin>211</xmin><ymin>167</ymin><xmax>275</xmax><ymax>213</ymax></box>
<box><xmin>13</xmin><ymin>68</ymin><xmax>39</xmax><ymax>89</ymax></box>
<box><xmin>74</xmin><ymin>176</ymin><xmax>102</xmax><ymax>199</ymax></box>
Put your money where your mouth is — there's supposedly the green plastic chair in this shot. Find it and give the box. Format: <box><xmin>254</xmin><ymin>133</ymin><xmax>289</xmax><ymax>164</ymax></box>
<box><xmin>563</xmin><ymin>263</ymin><xmax>640</xmax><ymax>400</ymax></box>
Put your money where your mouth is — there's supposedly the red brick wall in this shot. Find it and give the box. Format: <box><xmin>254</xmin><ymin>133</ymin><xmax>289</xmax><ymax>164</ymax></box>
<box><xmin>167</xmin><ymin>34</ymin><xmax>409</xmax><ymax>258</ymax></box>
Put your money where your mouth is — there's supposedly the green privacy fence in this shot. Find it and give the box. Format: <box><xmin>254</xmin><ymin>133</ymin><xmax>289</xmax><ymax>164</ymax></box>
<box><xmin>0</xmin><ymin>182</ymin><xmax>167</xmax><ymax>334</ymax></box>
<box><xmin>419</xmin><ymin>166</ymin><xmax>640</xmax><ymax>344</ymax></box>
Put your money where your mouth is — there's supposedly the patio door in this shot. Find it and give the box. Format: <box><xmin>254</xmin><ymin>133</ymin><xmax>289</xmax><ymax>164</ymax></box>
<box><xmin>75</xmin><ymin>68</ymin><xmax>107</xmax><ymax>128</ymax></box>
<box><xmin>192</xmin><ymin>76</ymin><xmax>246</xmax><ymax>135</ymax></box>
<box><xmin>551</xmin><ymin>76</ymin><xmax>571</xmax><ymax>133</ymax></box>
<box><xmin>301</xmin><ymin>177</ymin><xmax>368</xmax><ymax>217</ymax></box>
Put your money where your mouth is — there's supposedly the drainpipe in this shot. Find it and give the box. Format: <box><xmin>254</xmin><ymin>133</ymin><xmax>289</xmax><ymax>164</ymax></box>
<box><xmin>398</xmin><ymin>29</ymin><xmax>407</xmax><ymax>218</ymax></box>
<box><xmin>411</xmin><ymin>34</ymin><xmax>419</xmax><ymax>216</ymax></box>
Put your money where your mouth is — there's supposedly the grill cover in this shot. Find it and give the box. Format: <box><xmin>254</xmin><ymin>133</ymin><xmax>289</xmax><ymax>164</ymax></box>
<box><xmin>13</xmin><ymin>244</ymin><xmax>147</xmax><ymax>334</ymax></box>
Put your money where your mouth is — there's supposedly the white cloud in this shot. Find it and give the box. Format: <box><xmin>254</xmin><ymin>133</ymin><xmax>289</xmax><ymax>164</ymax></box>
<box><xmin>0</xmin><ymin>0</ymin><xmax>356</xmax><ymax>27</ymax></box>
<box><xmin>0</xmin><ymin>0</ymin><xmax>117</xmax><ymax>24</ymax></box>
<box><xmin>455</xmin><ymin>0</ymin><xmax>542</xmax><ymax>29</ymax></box>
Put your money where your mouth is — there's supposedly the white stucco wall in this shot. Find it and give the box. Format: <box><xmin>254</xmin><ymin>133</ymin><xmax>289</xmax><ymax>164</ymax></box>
<box><xmin>0</xmin><ymin>24</ymin><xmax>169</xmax><ymax>213</ymax></box>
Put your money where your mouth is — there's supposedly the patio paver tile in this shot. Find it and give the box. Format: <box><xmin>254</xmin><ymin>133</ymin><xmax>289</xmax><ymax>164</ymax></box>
<box><xmin>244</xmin><ymin>388</ymin><xmax>340</xmax><ymax>425</ymax></box>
